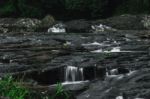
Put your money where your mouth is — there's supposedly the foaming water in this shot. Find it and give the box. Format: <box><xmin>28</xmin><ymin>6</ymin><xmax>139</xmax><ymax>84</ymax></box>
<box><xmin>82</xmin><ymin>41</ymin><xmax>110</xmax><ymax>46</ymax></box>
<box><xmin>91</xmin><ymin>47</ymin><xmax>135</xmax><ymax>53</ymax></box>
<box><xmin>62</xmin><ymin>80</ymin><xmax>89</xmax><ymax>85</ymax></box>
<box><xmin>48</xmin><ymin>27</ymin><xmax>66</xmax><ymax>33</ymax></box>
<box><xmin>65</xmin><ymin>66</ymin><xmax>84</xmax><ymax>82</ymax></box>
<box><xmin>91</xmin><ymin>49</ymin><xmax>103</xmax><ymax>53</ymax></box>
<box><xmin>82</xmin><ymin>42</ymin><xmax>104</xmax><ymax>46</ymax></box>
<box><xmin>50</xmin><ymin>80</ymin><xmax>89</xmax><ymax>87</ymax></box>
<box><xmin>48</xmin><ymin>23</ymin><xmax>66</xmax><ymax>33</ymax></box>
<box><xmin>116</xmin><ymin>96</ymin><xmax>123</xmax><ymax>99</ymax></box>
<box><xmin>110</xmin><ymin>47</ymin><xmax>121</xmax><ymax>52</ymax></box>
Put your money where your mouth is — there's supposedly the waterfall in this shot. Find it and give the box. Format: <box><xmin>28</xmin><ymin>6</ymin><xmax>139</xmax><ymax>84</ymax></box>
<box><xmin>65</xmin><ymin>66</ymin><xmax>84</xmax><ymax>82</ymax></box>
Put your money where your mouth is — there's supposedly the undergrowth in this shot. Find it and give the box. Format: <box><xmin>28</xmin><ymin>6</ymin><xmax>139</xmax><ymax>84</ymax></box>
<box><xmin>0</xmin><ymin>75</ymin><xmax>28</xmax><ymax>99</ymax></box>
<box><xmin>0</xmin><ymin>75</ymin><xmax>71</xmax><ymax>99</ymax></box>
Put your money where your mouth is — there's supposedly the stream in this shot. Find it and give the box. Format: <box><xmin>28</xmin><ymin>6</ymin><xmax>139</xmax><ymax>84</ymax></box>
<box><xmin>0</xmin><ymin>30</ymin><xmax>149</xmax><ymax>99</ymax></box>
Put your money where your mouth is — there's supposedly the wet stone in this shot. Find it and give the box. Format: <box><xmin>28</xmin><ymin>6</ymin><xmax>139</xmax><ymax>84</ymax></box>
<box><xmin>0</xmin><ymin>18</ymin><xmax>149</xmax><ymax>99</ymax></box>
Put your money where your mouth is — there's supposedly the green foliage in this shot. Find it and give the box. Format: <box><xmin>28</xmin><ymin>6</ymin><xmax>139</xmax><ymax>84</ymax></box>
<box><xmin>1</xmin><ymin>0</ymin><xmax>150</xmax><ymax>19</ymax></box>
<box><xmin>64</xmin><ymin>0</ymin><xmax>109</xmax><ymax>18</ymax></box>
<box><xmin>0</xmin><ymin>0</ymin><xmax>43</xmax><ymax>17</ymax></box>
<box><xmin>0</xmin><ymin>0</ymin><xmax>16</xmax><ymax>16</ymax></box>
<box><xmin>52</xmin><ymin>83</ymin><xmax>70</xmax><ymax>99</ymax></box>
<box><xmin>115</xmin><ymin>0</ymin><xmax>150</xmax><ymax>15</ymax></box>
<box><xmin>0</xmin><ymin>75</ymin><xmax>28</xmax><ymax>99</ymax></box>
<box><xmin>0</xmin><ymin>76</ymin><xmax>70</xmax><ymax>99</ymax></box>
<box><xmin>17</xmin><ymin>0</ymin><xmax>43</xmax><ymax>17</ymax></box>
<box><xmin>65</xmin><ymin>0</ymin><xmax>88</xmax><ymax>10</ymax></box>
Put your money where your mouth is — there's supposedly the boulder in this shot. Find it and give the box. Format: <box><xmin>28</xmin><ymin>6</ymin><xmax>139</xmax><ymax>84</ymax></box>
<box><xmin>141</xmin><ymin>15</ymin><xmax>150</xmax><ymax>29</ymax></box>
<box><xmin>91</xmin><ymin>24</ymin><xmax>117</xmax><ymax>32</ymax></box>
<box><xmin>0</xmin><ymin>18</ymin><xmax>41</xmax><ymax>33</ymax></box>
<box><xmin>38</xmin><ymin>15</ymin><xmax>56</xmax><ymax>32</ymax></box>
<box><xmin>93</xmin><ymin>14</ymin><xmax>145</xmax><ymax>30</ymax></box>
<box><xmin>15</xmin><ymin>18</ymin><xmax>41</xmax><ymax>32</ymax></box>
<box><xmin>0</xmin><ymin>15</ymin><xmax>56</xmax><ymax>33</ymax></box>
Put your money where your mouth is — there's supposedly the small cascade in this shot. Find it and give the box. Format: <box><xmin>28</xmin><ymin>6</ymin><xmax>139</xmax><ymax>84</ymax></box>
<box><xmin>48</xmin><ymin>23</ymin><xmax>66</xmax><ymax>33</ymax></box>
<box><xmin>65</xmin><ymin>66</ymin><xmax>84</xmax><ymax>82</ymax></box>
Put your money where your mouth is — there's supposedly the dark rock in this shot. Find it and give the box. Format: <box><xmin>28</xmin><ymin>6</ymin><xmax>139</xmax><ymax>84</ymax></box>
<box><xmin>41</xmin><ymin>15</ymin><xmax>55</xmax><ymax>27</ymax></box>
<box><xmin>93</xmin><ymin>14</ymin><xmax>146</xmax><ymax>30</ymax></box>
<box><xmin>77</xmin><ymin>69</ymin><xmax>150</xmax><ymax>99</ymax></box>
<box><xmin>0</xmin><ymin>24</ymin><xmax>148</xmax><ymax>99</ymax></box>
<box><xmin>142</xmin><ymin>15</ymin><xmax>150</xmax><ymax>29</ymax></box>
<box><xmin>0</xmin><ymin>96</ymin><xmax>9</xmax><ymax>99</ymax></box>
<box><xmin>38</xmin><ymin>15</ymin><xmax>56</xmax><ymax>32</ymax></box>
<box><xmin>117</xmin><ymin>67</ymin><xmax>130</xmax><ymax>74</ymax></box>
<box><xmin>65</xmin><ymin>19</ymin><xmax>91</xmax><ymax>33</ymax></box>
<box><xmin>48</xmin><ymin>81</ymin><xmax>89</xmax><ymax>92</ymax></box>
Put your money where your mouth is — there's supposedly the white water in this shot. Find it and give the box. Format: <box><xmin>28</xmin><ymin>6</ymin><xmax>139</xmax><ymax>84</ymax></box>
<box><xmin>65</xmin><ymin>66</ymin><xmax>84</xmax><ymax>82</ymax></box>
<box><xmin>91</xmin><ymin>24</ymin><xmax>117</xmax><ymax>32</ymax></box>
<box><xmin>91</xmin><ymin>47</ymin><xmax>134</xmax><ymax>53</ymax></box>
<box><xmin>50</xmin><ymin>80</ymin><xmax>89</xmax><ymax>87</ymax></box>
<box><xmin>61</xmin><ymin>80</ymin><xmax>88</xmax><ymax>85</ymax></box>
<box><xmin>116</xmin><ymin>96</ymin><xmax>123</xmax><ymax>99</ymax></box>
<box><xmin>48</xmin><ymin>27</ymin><xmax>66</xmax><ymax>33</ymax></box>
<box><xmin>82</xmin><ymin>41</ymin><xmax>110</xmax><ymax>46</ymax></box>
<box><xmin>82</xmin><ymin>41</ymin><xmax>104</xmax><ymax>46</ymax></box>
<box><xmin>48</xmin><ymin>23</ymin><xmax>66</xmax><ymax>33</ymax></box>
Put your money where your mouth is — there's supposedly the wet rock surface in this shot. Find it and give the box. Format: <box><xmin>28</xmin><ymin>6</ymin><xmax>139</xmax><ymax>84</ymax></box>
<box><xmin>65</xmin><ymin>19</ymin><xmax>91</xmax><ymax>33</ymax></box>
<box><xmin>0</xmin><ymin>30</ymin><xmax>149</xmax><ymax>98</ymax></box>
<box><xmin>0</xmin><ymin>18</ymin><xmax>41</xmax><ymax>33</ymax></box>
<box><xmin>93</xmin><ymin>14</ymin><xmax>150</xmax><ymax>30</ymax></box>
<box><xmin>0</xmin><ymin>15</ymin><xmax>150</xmax><ymax>99</ymax></box>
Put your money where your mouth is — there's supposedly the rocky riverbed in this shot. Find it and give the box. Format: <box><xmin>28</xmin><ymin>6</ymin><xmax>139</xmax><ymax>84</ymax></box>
<box><xmin>0</xmin><ymin>15</ymin><xmax>150</xmax><ymax>99</ymax></box>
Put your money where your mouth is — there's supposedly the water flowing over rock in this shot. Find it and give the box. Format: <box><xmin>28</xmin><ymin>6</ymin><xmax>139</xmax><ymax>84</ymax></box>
<box><xmin>91</xmin><ymin>24</ymin><xmax>117</xmax><ymax>32</ymax></box>
<box><xmin>48</xmin><ymin>23</ymin><xmax>66</xmax><ymax>33</ymax></box>
<box><xmin>0</xmin><ymin>15</ymin><xmax>150</xmax><ymax>99</ymax></box>
<box><xmin>65</xmin><ymin>66</ymin><xmax>84</xmax><ymax>82</ymax></box>
<box><xmin>93</xmin><ymin>14</ymin><xmax>147</xmax><ymax>30</ymax></box>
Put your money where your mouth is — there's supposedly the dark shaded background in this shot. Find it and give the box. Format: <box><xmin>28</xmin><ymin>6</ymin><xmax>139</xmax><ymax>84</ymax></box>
<box><xmin>0</xmin><ymin>0</ymin><xmax>150</xmax><ymax>20</ymax></box>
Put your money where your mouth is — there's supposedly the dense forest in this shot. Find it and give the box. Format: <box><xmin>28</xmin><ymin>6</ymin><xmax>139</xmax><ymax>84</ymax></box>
<box><xmin>0</xmin><ymin>0</ymin><xmax>150</xmax><ymax>20</ymax></box>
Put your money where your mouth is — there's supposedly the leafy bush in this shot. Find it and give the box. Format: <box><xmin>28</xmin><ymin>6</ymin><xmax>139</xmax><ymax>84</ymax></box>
<box><xmin>0</xmin><ymin>0</ymin><xmax>43</xmax><ymax>17</ymax></box>
<box><xmin>52</xmin><ymin>83</ymin><xmax>70</xmax><ymax>99</ymax></box>
<box><xmin>0</xmin><ymin>75</ymin><xmax>28</xmax><ymax>99</ymax></box>
<box><xmin>115</xmin><ymin>0</ymin><xmax>150</xmax><ymax>15</ymax></box>
<box><xmin>1</xmin><ymin>0</ymin><xmax>150</xmax><ymax>19</ymax></box>
<box><xmin>0</xmin><ymin>76</ymin><xmax>71</xmax><ymax>99</ymax></box>
<box><xmin>0</xmin><ymin>0</ymin><xmax>16</xmax><ymax>17</ymax></box>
